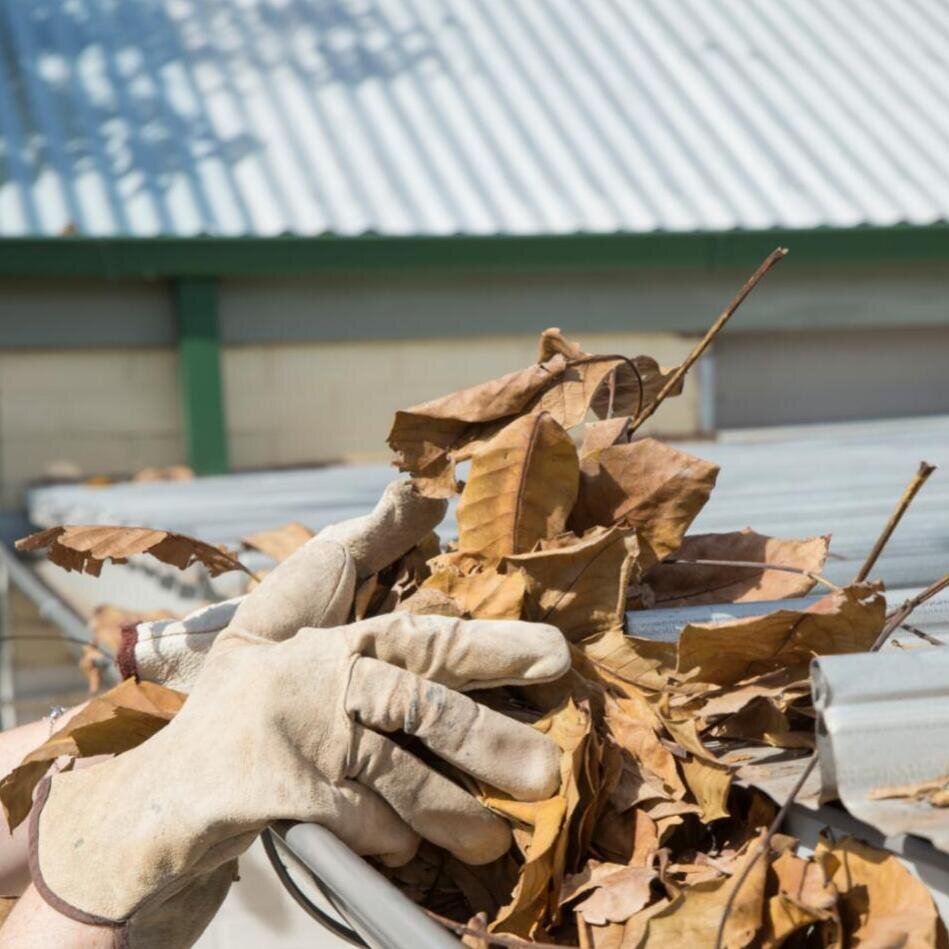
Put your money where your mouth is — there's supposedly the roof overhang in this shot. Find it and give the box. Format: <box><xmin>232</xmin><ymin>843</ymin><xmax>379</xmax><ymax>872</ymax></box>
<box><xmin>0</xmin><ymin>224</ymin><xmax>947</xmax><ymax>279</ymax></box>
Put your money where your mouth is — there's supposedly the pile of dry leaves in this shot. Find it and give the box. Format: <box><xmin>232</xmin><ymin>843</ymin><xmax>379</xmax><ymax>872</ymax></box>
<box><xmin>4</xmin><ymin>250</ymin><xmax>946</xmax><ymax>948</ymax></box>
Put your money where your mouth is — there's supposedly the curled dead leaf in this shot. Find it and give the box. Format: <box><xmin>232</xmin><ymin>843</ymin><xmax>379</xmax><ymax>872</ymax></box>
<box><xmin>676</xmin><ymin>584</ymin><xmax>885</xmax><ymax>688</ymax></box>
<box><xmin>17</xmin><ymin>525</ymin><xmax>250</xmax><ymax>578</ymax></box>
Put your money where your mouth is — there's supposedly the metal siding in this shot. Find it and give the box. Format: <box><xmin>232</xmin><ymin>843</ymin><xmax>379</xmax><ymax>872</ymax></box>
<box><xmin>1</xmin><ymin>0</ymin><xmax>947</xmax><ymax>238</ymax></box>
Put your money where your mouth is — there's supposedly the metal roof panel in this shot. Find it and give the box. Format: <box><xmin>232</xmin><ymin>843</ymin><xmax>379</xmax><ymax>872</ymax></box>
<box><xmin>2</xmin><ymin>0</ymin><xmax>948</xmax><ymax>237</ymax></box>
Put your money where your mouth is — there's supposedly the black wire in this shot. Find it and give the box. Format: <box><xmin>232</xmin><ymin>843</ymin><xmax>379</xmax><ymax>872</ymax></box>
<box><xmin>261</xmin><ymin>827</ymin><xmax>367</xmax><ymax>947</ymax></box>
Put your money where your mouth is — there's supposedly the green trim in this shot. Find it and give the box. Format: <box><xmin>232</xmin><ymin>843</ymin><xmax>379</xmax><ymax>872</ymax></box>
<box><xmin>174</xmin><ymin>279</ymin><xmax>229</xmax><ymax>476</ymax></box>
<box><xmin>0</xmin><ymin>225</ymin><xmax>947</xmax><ymax>278</ymax></box>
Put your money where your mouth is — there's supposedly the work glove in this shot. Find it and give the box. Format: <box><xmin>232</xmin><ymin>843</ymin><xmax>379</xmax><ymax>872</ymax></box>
<box><xmin>29</xmin><ymin>525</ymin><xmax>571</xmax><ymax>946</ymax></box>
<box><xmin>118</xmin><ymin>480</ymin><xmax>447</xmax><ymax>690</ymax></box>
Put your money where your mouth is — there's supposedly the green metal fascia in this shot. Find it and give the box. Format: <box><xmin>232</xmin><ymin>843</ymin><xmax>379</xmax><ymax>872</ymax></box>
<box><xmin>173</xmin><ymin>279</ymin><xmax>229</xmax><ymax>476</ymax></box>
<box><xmin>0</xmin><ymin>224</ymin><xmax>947</xmax><ymax>278</ymax></box>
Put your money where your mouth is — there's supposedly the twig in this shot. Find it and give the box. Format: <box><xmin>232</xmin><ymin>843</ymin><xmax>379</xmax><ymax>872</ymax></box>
<box><xmin>629</xmin><ymin>247</ymin><xmax>787</xmax><ymax>433</ymax></box>
<box><xmin>662</xmin><ymin>558</ymin><xmax>841</xmax><ymax>594</ymax></box>
<box><xmin>854</xmin><ymin>461</ymin><xmax>936</xmax><ymax>582</ymax></box>
<box><xmin>899</xmin><ymin>622</ymin><xmax>943</xmax><ymax>646</ymax></box>
<box><xmin>424</xmin><ymin>908</ymin><xmax>578</xmax><ymax>949</ymax></box>
<box><xmin>714</xmin><ymin>569</ymin><xmax>949</xmax><ymax>948</ymax></box>
<box><xmin>872</xmin><ymin>574</ymin><xmax>949</xmax><ymax>651</ymax></box>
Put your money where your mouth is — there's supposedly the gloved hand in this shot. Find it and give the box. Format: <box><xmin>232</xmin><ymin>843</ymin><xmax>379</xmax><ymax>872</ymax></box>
<box><xmin>118</xmin><ymin>480</ymin><xmax>447</xmax><ymax>690</ymax></box>
<box><xmin>29</xmin><ymin>528</ymin><xmax>570</xmax><ymax>945</ymax></box>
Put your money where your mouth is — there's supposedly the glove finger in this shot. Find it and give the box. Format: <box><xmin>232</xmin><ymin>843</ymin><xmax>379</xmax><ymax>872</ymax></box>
<box><xmin>348</xmin><ymin>725</ymin><xmax>511</xmax><ymax>866</ymax></box>
<box><xmin>347</xmin><ymin>658</ymin><xmax>561</xmax><ymax>801</ymax></box>
<box><xmin>315</xmin><ymin>780</ymin><xmax>420</xmax><ymax>867</ymax></box>
<box><xmin>343</xmin><ymin>613</ymin><xmax>570</xmax><ymax>691</ymax></box>
<box><xmin>319</xmin><ymin>480</ymin><xmax>447</xmax><ymax>579</ymax></box>
<box><xmin>225</xmin><ymin>539</ymin><xmax>355</xmax><ymax>645</ymax></box>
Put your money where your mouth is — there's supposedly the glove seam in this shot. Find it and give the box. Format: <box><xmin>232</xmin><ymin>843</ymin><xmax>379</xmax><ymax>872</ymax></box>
<box><xmin>29</xmin><ymin>776</ymin><xmax>132</xmax><ymax>945</ymax></box>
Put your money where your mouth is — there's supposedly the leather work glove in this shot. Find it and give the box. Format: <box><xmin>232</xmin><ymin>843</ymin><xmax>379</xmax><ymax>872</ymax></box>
<box><xmin>29</xmin><ymin>524</ymin><xmax>571</xmax><ymax>946</ymax></box>
<box><xmin>118</xmin><ymin>480</ymin><xmax>447</xmax><ymax>690</ymax></box>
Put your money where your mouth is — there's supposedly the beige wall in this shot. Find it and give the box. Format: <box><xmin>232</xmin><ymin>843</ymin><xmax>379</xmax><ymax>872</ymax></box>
<box><xmin>221</xmin><ymin>332</ymin><xmax>701</xmax><ymax>470</ymax></box>
<box><xmin>0</xmin><ymin>333</ymin><xmax>702</xmax><ymax>505</ymax></box>
<box><xmin>0</xmin><ymin>348</ymin><xmax>184</xmax><ymax>506</ymax></box>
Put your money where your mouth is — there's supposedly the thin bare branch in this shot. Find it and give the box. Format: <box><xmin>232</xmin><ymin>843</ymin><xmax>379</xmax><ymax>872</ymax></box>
<box><xmin>630</xmin><ymin>247</ymin><xmax>787</xmax><ymax>433</ymax></box>
<box><xmin>855</xmin><ymin>461</ymin><xmax>936</xmax><ymax>582</ymax></box>
<box><xmin>663</xmin><ymin>557</ymin><xmax>841</xmax><ymax>594</ymax></box>
<box><xmin>872</xmin><ymin>574</ymin><xmax>949</xmax><ymax>651</ymax></box>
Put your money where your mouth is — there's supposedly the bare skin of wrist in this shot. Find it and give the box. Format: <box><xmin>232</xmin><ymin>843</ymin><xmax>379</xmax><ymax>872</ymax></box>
<box><xmin>0</xmin><ymin>883</ymin><xmax>119</xmax><ymax>948</ymax></box>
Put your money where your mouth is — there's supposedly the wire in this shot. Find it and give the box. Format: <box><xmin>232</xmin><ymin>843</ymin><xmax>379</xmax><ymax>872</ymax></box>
<box><xmin>261</xmin><ymin>827</ymin><xmax>367</xmax><ymax>947</ymax></box>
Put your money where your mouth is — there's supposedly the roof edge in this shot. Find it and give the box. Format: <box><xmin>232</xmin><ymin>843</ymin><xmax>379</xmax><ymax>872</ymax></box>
<box><xmin>0</xmin><ymin>224</ymin><xmax>947</xmax><ymax>278</ymax></box>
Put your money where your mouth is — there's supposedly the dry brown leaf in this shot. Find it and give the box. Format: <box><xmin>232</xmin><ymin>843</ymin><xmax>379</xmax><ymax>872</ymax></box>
<box><xmin>242</xmin><ymin>522</ymin><xmax>314</xmax><ymax>562</ymax></box>
<box><xmin>691</xmin><ymin>669</ymin><xmax>811</xmax><ymax>722</ymax></box>
<box><xmin>590</xmin><ymin>356</ymin><xmax>682</xmax><ymax>421</ymax></box>
<box><xmin>457</xmin><ymin>413</ymin><xmax>579</xmax><ymax>559</ymax></box>
<box><xmin>0</xmin><ymin>679</ymin><xmax>184</xmax><ymax>830</ymax></box>
<box><xmin>539</xmin><ymin>328</ymin><xmax>682</xmax><ymax>424</ymax></box>
<box><xmin>763</xmin><ymin>850</ymin><xmax>837</xmax><ymax>946</ymax></box>
<box><xmin>577</xmin><ymin>628</ymin><xmax>679</xmax><ymax>696</ymax></box>
<box><xmin>503</xmin><ymin>527</ymin><xmax>641</xmax><ymax>641</ymax></box>
<box><xmin>676</xmin><ymin>584</ymin><xmax>885</xmax><ymax>688</ymax></box>
<box><xmin>387</xmin><ymin>355</ymin><xmax>570</xmax><ymax>496</ymax></box>
<box><xmin>640</xmin><ymin>831</ymin><xmax>769</xmax><ymax>949</ymax></box>
<box><xmin>580</xmin><ymin>419</ymin><xmax>631</xmax><ymax>459</ymax></box>
<box><xmin>868</xmin><ymin>774</ymin><xmax>949</xmax><ymax>806</ymax></box>
<box><xmin>679</xmin><ymin>756</ymin><xmax>731</xmax><ymax>823</ymax></box>
<box><xmin>396</xmin><ymin>587</ymin><xmax>464</xmax><ymax>617</ymax></box>
<box><xmin>605</xmin><ymin>696</ymin><xmax>685</xmax><ymax>800</ymax></box>
<box><xmin>569</xmin><ymin>439</ymin><xmax>719</xmax><ymax>564</ymax></box>
<box><xmin>817</xmin><ymin>834</ymin><xmax>944</xmax><ymax>948</ymax></box>
<box><xmin>562</xmin><ymin>861</ymin><xmax>658</xmax><ymax>925</ymax></box>
<box><xmin>423</xmin><ymin>567</ymin><xmax>525</xmax><ymax>620</ymax></box>
<box><xmin>532</xmin><ymin>358</ymin><xmax>627</xmax><ymax>431</ymax></box>
<box><xmin>711</xmin><ymin>696</ymin><xmax>814</xmax><ymax>750</ymax></box>
<box><xmin>645</xmin><ymin>529</ymin><xmax>830</xmax><ymax>608</ymax></box>
<box><xmin>487</xmin><ymin>700</ymin><xmax>593</xmax><ymax>938</ymax></box>
<box><xmin>17</xmin><ymin>525</ymin><xmax>249</xmax><ymax>578</ymax></box>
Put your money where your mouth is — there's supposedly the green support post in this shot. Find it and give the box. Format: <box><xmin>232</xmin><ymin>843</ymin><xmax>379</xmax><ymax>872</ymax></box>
<box><xmin>173</xmin><ymin>278</ymin><xmax>229</xmax><ymax>475</ymax></box>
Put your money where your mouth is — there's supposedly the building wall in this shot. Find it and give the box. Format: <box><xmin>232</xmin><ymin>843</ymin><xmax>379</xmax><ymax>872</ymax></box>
<box><xmin>1</xmin><ymin>260</ymin><xmax>947</xmax><ymax>506</ymax></box>
<box><xmin>715</xmin><ymin>326</ymin><xmax>949</xmax><ymax>428</ymax></box>
<box><xmin>221</xmin><ymin>332</ymin><xmax>701</xmax><ymax>471</ymax></box>
<box><xmin>0</xmin><ymin>347</ymin><xmax>184</xmax><ymax>506</ymax></box>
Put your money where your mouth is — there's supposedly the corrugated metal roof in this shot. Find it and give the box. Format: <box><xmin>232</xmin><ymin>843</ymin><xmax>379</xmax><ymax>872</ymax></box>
<box><xmin>1</xmin><ymin>0</ymin><xmax>948</xmax><ymax>237</ymax></box>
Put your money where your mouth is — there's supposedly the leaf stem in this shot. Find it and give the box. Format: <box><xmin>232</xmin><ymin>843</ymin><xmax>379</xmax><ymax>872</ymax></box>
<box><xmin>630</xmin><ymin>247</ymin><xmax>787</xmax><ymax>433</ymax></box>
<box><xmin>854</xmin><ymin>461</ymin><xmax>936</xmax><ymax>582</ymax></box>
<box><xmin>662</xmin><ymin>557</ymin><xmax>841</xmax><ymax>594</ymax></box>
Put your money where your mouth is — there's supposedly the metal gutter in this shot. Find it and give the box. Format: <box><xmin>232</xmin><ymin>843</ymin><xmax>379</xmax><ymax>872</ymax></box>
<box><xmin>0</xmin><ymin>225</ymin><xmax>948</xmax><ymax>279</ymax></box>
<box><xmin>272</xmin><ymin>822</ymin><xmax>459</xmax><ymax>949</ymax></box>
<box><xmin>813</xmin><ymin>649</ymin><xmax>949</xmax><ymax>852</ymax></box>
